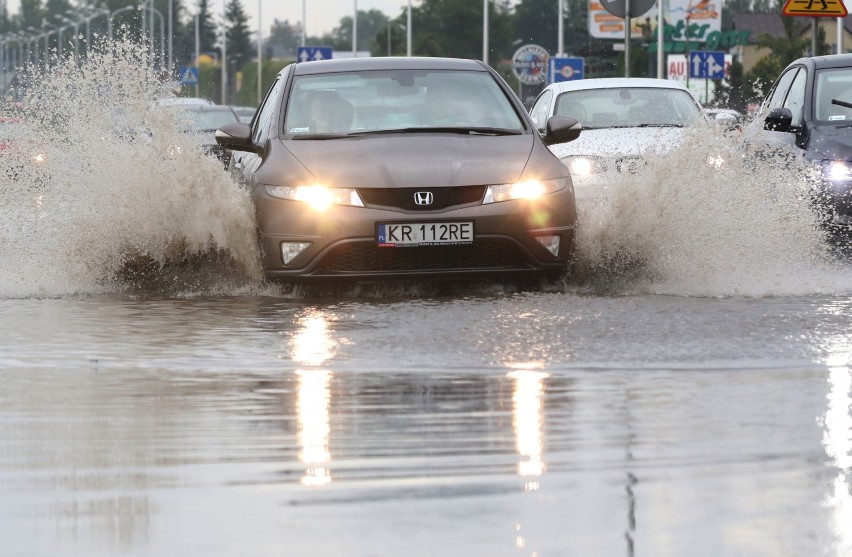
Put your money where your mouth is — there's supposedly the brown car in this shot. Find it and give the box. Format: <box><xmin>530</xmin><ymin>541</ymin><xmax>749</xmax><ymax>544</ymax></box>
<box><xmin>216</xmin><ymin>57</ymin><xmax>581</xmax><ymax>282</ymax></box>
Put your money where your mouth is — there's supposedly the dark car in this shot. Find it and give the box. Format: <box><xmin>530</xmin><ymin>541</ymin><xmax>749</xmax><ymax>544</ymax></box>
<box><xmin>164</xmin><ymin>104</ymin><xmax>240</xmax><ymax>166</ymax></box>
<box><xmin>743</xmin><ymin>53</ymin><xmax>852</xmax><ymax>235</ymax></box>
<box><xmin>215</xmin><ymin>57</ymin><xmax>581</xmax><ymax>282</ymax></box>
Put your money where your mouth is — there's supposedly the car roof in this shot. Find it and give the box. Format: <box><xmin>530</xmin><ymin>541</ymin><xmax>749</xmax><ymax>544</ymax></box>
<box><xmin>542</xmin><ymin>77</ymin><xmax>691</xmax><ymax>94</ymax></box>
<box><xmin>787</xmin><ymin>53</ymin><xmax>852</xmax><ymax>70</ymax></box>
<box><xmin>291</xmin><ymin>56</ymin><xmax>487</xmax><ymax>76</ymax></box>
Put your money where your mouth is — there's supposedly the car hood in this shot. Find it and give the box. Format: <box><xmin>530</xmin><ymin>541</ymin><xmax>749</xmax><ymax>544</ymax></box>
<box><xmin>280</xmin><ymin>134</ymin><xmax>535</xmax><ymax>188</ymax></box>
<box><xmin>807</xmin><ymin>125</ymin><xmax>852</xmax><ymax>161</ymax></box>
<box><xmin>548</xmin><ymin>126</ymin><xmax>688</xmax><ymax>159</ymax></box>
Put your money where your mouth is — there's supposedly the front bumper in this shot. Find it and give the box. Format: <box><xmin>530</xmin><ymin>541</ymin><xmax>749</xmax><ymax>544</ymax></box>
<box><xmin>253</xmin><ymin>185</ymin><xmax>577</xmax><ymax>281</ymax></box>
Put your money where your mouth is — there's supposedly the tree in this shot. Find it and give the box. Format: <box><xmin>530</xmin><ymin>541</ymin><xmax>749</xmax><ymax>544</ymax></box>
<box><xmin>223</xmin><ymin>0</ymin><xmax>252</xmax><ymax>67</ymax></box>
<box><xmin>319</xmin><ymin>9</ymin><xmax>388</xmax><ymax>53</ymax></box>
<box><xmin>267</xmin><ymin>19</ymin><xmax>302</xmax><ymax>58</ymax></box>
<box><xmin>514</xmin><ymin>0</ymin><xmax>561</xmax><ymax>54</ymax></box>
<box><xmin>195</xmin><ymin>0</ymin><xmax>218</xmax><ymax>56</ymax></box>
<box><xmin>410</xmin><ymin>0</ymin><xmax>513</xmax><ymax>61</ymax></box>
<box><xmin>16</xmin><ymin>0</ymin><xmax>43</xmax><ymax>31</ymax></box>
<box><xmin>744</xmin><ymin>6</ymin><xmax>827</xmax><ymax>98</ymax></box>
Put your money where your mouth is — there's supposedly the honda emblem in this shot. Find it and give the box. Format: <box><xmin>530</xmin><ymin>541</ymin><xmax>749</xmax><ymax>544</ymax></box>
<box><xmin>414</xmin><ymin>191</ymin><xmax>434</xmax><ymax>206</ymax></box>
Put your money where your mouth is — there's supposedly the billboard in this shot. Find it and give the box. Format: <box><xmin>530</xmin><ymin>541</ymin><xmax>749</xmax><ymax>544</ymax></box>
<box><xmin>589</xmin><ymin>0</ymin><xmax>721</xmax><ymax>43</ymax></box>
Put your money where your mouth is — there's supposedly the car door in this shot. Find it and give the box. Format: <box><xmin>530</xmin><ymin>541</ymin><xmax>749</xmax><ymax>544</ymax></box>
<box><xmin>232</xmin><ymin>69</ymin><xmax>288</xmax><ymax>180</ymax></box>
<box><xmin>744</xmin><ymin>66</ymin><xmax>802</xmax><ymax>157</ymax></box>
<box><xmin>529</xmin><ymin>89</ymin><xmax>553</xmax><ymax>132</ymax></box>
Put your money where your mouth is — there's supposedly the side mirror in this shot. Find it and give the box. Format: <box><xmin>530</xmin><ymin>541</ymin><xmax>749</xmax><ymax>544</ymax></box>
<box><xmin>543</xmin><ymin>115</ymin><xmax>582</xmax><ymax>146</ymax></box>
<box><xmin>215</xmin><ymin>122</ymin><xmax>260</xmax><ymax>154</ymax></box>
<box><xmin>763</xmin><ymin>107</ymin><xmax>793</xmax><ymax>133</ymax></box>
<box><xmin>714</xmin><ymin>112</ymin><xmax>740</xmax><ymax>130</ymax></box>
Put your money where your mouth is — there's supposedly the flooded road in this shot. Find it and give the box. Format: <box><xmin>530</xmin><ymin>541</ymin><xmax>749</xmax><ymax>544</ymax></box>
<box><xmin>1</xmin><ymin>44</ymin><xmax>851</xmax><ymax>556</ymax></box>
<box><xmin>2</xmin><ymin>292</ymin><xmax>851</xmax><ymax>557</ymax></box>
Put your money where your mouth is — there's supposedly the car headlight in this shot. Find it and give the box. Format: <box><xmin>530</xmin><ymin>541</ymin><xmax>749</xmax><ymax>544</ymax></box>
<box><xmin>482</xmin><ymin>178</ymin><xmax>567</xmax><ymax>204</ymax></box>
<box><xmin>822</xmin><ymin>160</ymin><xmax>852</xmax><ymax>181</ymax></box>
<box><xmin>564</xmin><ymin>156</ymin><xmax>607</xmax><ymax>177</ymax></box>
<box><xmin>265</xmin><ymin>184</ymin><xmax>365</xmax><ymax>211</ymax></box>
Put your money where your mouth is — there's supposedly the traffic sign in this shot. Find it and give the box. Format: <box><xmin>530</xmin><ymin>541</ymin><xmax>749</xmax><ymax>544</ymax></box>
<box><xmin>549</xmin><ymin>57</ymin><xmax>585</xmax><ymax>83</ymax></box>
<box><xmin>688</xmin><ymin>51</ymin><xmax>725</xmax><ymax>80</ymax></box>
<box><xmin>599</xmin><ymin>0</ymin><xmax>656</xmax><ymax>18</ymax></box>
<box><xmin>512</xmin><ymin>44</ymin><xmax>550</xmax><ymax>86</ymax></box>
<box><xmin>297</xmin><ymin>46</ymin><xmax>333</xmax><ymax>62</ymax></box>
<box><xmin>179</xmin><ymin>66</ymin><xmax>199</xmax><ymax>86</ymax></box>
<box><xmin>782</xmin><ymin>0</ymin><xmax>847</xmax><ymax>16</ymax></box>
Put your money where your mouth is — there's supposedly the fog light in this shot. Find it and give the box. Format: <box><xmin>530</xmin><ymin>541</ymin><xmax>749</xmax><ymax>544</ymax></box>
<box><xmin>534</xmin><ymin>234</ymin><xmax>560</xmax><ymax>257</ymax></box>
<box><xmin>281</xmin><ymin>241</ymin><xmax>312</xmax><ymax>265</ymax></box>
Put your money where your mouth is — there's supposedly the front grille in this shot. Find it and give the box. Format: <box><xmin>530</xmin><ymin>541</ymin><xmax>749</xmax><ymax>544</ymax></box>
<box><xmin>615</xmin><ymin>156</ymin><xmax>646</xmax><ymax>174</ymax></box>
<box><xmin>318</xmin><ymin>239</ymin><xmax>525</xmax><ymax>273</ymax></box>
<box><xmin>358</xmin><ymin>186</ymin><xmax>486</xmax><ymax>211</ymax></box>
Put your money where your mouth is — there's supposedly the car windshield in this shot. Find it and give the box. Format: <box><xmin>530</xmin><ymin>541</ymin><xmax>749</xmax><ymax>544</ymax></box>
<box><xmin>283</xmin><ymin>69</ymin><xmax>524</xmax><ymax>137</ymax></box>
<box><xmin>553</xmin><ymin>87</ymin><xmax>704</xmax><ymax>129</ymax></box>
<box><xmin>815</xmin><ymin>67</ymin><xmax>852</xmax><ymax>123</ymax></box>
<box><xmin>175</xmin><ymin>108</ymin><xmax>239</xmax><ymax>132</ymax></box>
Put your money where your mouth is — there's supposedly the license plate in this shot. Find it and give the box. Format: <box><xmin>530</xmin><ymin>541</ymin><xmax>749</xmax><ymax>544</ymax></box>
<box><xmin>377</xmin><ymin>221</ymin><xmax>474</xmax><ymax>247</ymax></box>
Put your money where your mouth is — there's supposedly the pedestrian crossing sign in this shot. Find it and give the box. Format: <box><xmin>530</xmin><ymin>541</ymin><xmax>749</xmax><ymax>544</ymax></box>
<box><xmin>782</xmin><ymin>0</ymin><xmax>847</xmax><ymax>16</ymax></box>
<box><xmin>179</xmin><ymin>66</ymin><xmax>200</xmax><ymax>86</ymax></box>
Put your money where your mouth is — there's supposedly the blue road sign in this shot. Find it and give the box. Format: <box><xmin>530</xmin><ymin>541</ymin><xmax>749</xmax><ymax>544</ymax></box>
<box><xmin>297</xmin><ymin>46</ymin><xmax>333</xmax><ymax>63</ymax></box>
<box><xmin>179</xmin><ymin>66</ymin><xmax>199</xmax><ymax>86</ymax></box>
<box><xmin>548</xmin><ymin>57</ymin><xmax>584</xmax><ymax>83</ymax></box>
<box><xmin>688</xmin><ymin>51</ymin><xmax>725</xmax><ymax>80</ymax></box>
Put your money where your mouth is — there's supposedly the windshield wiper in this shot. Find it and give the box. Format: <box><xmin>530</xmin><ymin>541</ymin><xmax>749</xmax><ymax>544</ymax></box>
<box><xmin>344</xmin><ymin>126</ymin><xmax>523</xmax><ymax>137</ymax></box>
<box><xmin>831</xmin><ymin>98</ymin><xmax>852</xmax><ymax>109</ymax></box>
<box><xmin>634</xmin><ymin>123</ymin><xmax>684</xmax><ymax>128</ymax></box>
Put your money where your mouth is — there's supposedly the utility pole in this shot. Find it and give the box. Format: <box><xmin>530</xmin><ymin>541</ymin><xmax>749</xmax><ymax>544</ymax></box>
<box><xmin>482</xmin><ymin>0</ymin><xmax>488</xmax><ymax>64</ymax></box>
<box><xmin>258</xmin><ymin>0</ymin><xmax>262</xmax><ymax>104</ymax></box>
<box><xmin>221</xmin><ymin>0</ymin><xmax>227</xmax><ymax>105</ymax></box>
<box><xmin>194</xmin><ymin>13</ymin><xmax>199</xmax><ymax>97</ymax></box>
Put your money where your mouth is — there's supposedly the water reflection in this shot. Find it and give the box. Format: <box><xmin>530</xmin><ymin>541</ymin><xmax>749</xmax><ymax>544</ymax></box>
<box><xmin>290</xmin><ymin>312</ymin><xmax>337</xmax><ymax>367</ymax></box>
<box><xmin>509</xmin><ymin>369</ymin><xmax>548</xmax><ymax>491</ymax></box>
<box><xmin>291</xmin><ymin>311</ymin><xmax>336</xmax><ymax>486</ymax></box>
<box><xmin>822</xmin><ymin>353</ymin><xmax>852</xmax><ymax>554</ymax></box>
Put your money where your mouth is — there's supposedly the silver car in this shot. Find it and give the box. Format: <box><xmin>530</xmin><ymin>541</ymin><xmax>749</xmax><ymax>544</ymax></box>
<box><xmin>216</xmin><ymin>57</ymin><xmax>581</xmax><ymax>282</ymax></box>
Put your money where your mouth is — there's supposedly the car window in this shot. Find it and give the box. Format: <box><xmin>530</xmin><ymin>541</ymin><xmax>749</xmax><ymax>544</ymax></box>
<box><xmin>253</xmin><ymin>77</ymin><xmax>284</xmax><ymax>144</ymax></box>
<box><xmin>552</xmin><ymin>87</ymin><xmax>703</xmax><ymax>129</ymax></box>
<box><xmin>815</xmin><ymin>67</ymin><xmax>852</xmax><ymax>123</ymax></box>
<box><xmin>529</xmin><ymin>90</ymin><xmax>552</xmax><ymax>130</ymax></box>
<box><xmin>282</xmin><ymin>69</ymin><xmax>524</xmax><ymax>136</ymax></box>
<box><xmin>766</xmin><ymin>68</ymin><xmax>799</xmax><ymax>111</ymax></box>
<box><xmin>178</xmin><ymin>108</ymin><xmax>239</xmax><ymax>131</ymax></box>
<box><xmin>784</xmin><ymin>67</ymin><xmax>807</xmax><ymax>124</ymax></box>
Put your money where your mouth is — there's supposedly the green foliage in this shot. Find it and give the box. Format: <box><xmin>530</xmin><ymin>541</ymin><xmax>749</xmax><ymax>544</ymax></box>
<box><xmin>235</xmin><ymin>60</ymin><xmax>292</xmax><ymax>106</ymax></box>
<box><xmin>224</xmin><ymin>0</ymin><xmax>253</xmax><ymax>67</ymax></box>
<box><xmin>410</xmin><ymin>0</ymin><xmax>514</xmax><ymax>60</ymax></box>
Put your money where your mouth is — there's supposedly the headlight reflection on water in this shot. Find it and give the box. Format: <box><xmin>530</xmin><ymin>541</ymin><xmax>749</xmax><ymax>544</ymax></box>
<box><xmin>509</xmin><ymin>368</ymin><xmax>548</xmax><ymax>491</ymax></box>
<box><xmin>291</xmin><ymin>312</ymin><xmax>337</xmax><ymax>486</ymax></box>
<box><xmin>822</xmin><ymin>351</ymin><xmax>852</xmax><ymax>554</ymax></box>
<box><xmin>296</xmin><ymin>369</ymin><xmax>333</xmax><ymax>486</ymax></box>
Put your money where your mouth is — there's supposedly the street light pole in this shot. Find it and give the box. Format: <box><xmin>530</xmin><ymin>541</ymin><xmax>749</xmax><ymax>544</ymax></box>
<box><xmin>407</xmin><ymin>0</ymin><xmax>411</xmax><ymax>56</ymax></box>
<box><xmin>482</xmin><ymin>0</ymin><xmax>488</xmax><ymax>64</ymax></box>
<box><xmin>195</xmin><ymin>13</ymin><xmax>200</xmax><ymax>97</ymax></box>
<box><xmin>257</xmin><ymin>0</ymin><xmax>262</xmax><ymax>104</ymax></box>
<box><xmin>352</xmin><ymin>0</ymin><xmax>357</xmax><ymax>57</ymax></box>
<box><xmin>557</xmin><ymin>0</ymin><xmax>563</xmax><ymax>56</ymax></box>
<box><xmin>169</xmin><ymin>0</ymin><xmax>173</xmax><ymax>75</ymax></box>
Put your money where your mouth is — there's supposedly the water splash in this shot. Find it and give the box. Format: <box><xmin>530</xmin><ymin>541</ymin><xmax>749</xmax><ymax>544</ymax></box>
<box><xmin>570</xmin><ymin>129</ymin><xmax>852</xmax><ymax>297</ymax></box>
<box><xmin>0</xmin><ymin>41</ymin><xmax>261</xmax><ymax>298</ymax></box>
<box><xmin>1</xmin><ymin>49</ymin><xmax>850</xmax><ymax>299</ymax></box>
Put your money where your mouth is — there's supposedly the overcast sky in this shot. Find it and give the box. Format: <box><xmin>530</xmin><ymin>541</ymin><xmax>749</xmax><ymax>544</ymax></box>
<box><xmin>245</xmin><ymin>0</ymin><xmax>413</xmax><ymax>37</ymax></box>
<box><xmin>7</xmin><ymin>1</ymin><xmax>414</xmax><ymax>37</ymax></box>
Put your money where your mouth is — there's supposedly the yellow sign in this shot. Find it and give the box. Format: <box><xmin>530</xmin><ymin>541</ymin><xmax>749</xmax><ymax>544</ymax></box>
<box><xmin>782</xmin><ymin>0</ymin><xmax>847</xmax><ymax>17</ymax></box>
